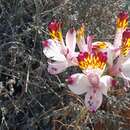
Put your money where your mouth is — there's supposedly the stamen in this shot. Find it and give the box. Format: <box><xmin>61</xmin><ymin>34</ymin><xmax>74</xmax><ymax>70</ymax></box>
<box><xmin>77</xmin><ymin>51</ymin><xmax>107</xmax><ymax>70</ymax></box>
<box><xmin>121</xmin><ymin>29</ymin><xmax>130</xmax><ymax>56</ymax></box>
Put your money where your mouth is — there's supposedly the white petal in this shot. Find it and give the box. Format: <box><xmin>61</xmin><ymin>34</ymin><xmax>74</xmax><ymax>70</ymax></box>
<box><xmin>67</xmin><ymin>73</ymin><xmax>91</xmax><ymax>95</ymax></box>
<box><xmin>113</xmin><ymin>29</ymin><xmax>124</xmax><ymax>48</ymax></box>
<box><xmin>121</xmin><ymin>58</ymin><xmax>130</xmax><ymax>80</ymax></box>
<box><xmin>108</xmin><ymin>56</ymin><xmax>121</xmax><ymax>76</ymax></box>
<box><xmin>65</xmin><ymin>29</ymin><xmax>76</xmax><ymax>52</ymax></box>
<box><xmin>107</xmin><ymin>48</ymin><xmax>115</xmax><ymax>66</ymax></box>
<box><xmin>43</xmin><ymin>39</ymin><xmax>66</xmax><ymax>61</ymax></box>
<box><xmin>108</xmin><ymin>44</ymin><xmax>121</xmax><ymax>66</ymax></box>
<box><xmin>120</xmin><ymin>52</ymin><xmax>130</xmax><ymax>63</ymax></box>
<box><xmin>87</xmin><ymin>73</ymin><xmax>100</xmax><ymax>86</ymax></box>
<box><xmin>71</xmin><ymin>52</ymin><xmax>79</xmax><ymax>58</ymax></box>
<box><xmin>85</xmin><ymin>89</ymin><xmax>103</xmax><ymax>112</ymax></box>
<box><xmin>83</xmin><ymin>68</ymin><xmax>103</xmax><ymax>77</ymax></box>
<box><xmin>47</xmin><ymin>61</ymin><xmax>68</xmax><ymax>75</ymax></box>
<box><xmin>100</xmin><ymin>75</ymin><xmax>112</xmax><ymax>96</ymax></box>
<box><xmin>66</xmin><ymin>51</ymin><xmax>79</xmax><ymax>66</ymax></box>
<box><xmin>87</xmin><ymin>35</ymin><xmax>94</xmax><ymax>53</ymax></box>
<box><xmin>77</xmin><ymin>37</ymin><xmax>88</xmax><ymax>52</ymax></box>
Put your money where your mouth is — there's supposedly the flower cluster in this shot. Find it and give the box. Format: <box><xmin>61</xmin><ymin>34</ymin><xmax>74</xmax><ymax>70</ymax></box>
<box><xmin>42</xmin><ymin>11</ymin><xmax>130</xmax><ymax>112</ymax></box>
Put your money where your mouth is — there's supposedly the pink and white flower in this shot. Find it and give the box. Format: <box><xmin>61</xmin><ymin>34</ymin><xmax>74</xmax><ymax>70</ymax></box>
<box><xmin>76</xmin><ymin>24</ymin><xmax>116</xmax><ymax>66</ymax></box>
<box><xmin>110</xmin><ymin>28</ymin><xmax>130</xmax><ymax>81</ymax></box>
<box><xmin>108</xmin><ymin>11</ymin><xmax>130</xmax><ymax>81</ymax></box>
<box><xmin>88</xmin><ymin>11</ymin><xmax>129</xmax><ymax>79</ymax></box>
<box><xmin>42</xmin><ymin>20</ymin><xmax>79</xmax><ymax>74</ymax></box>
<box><xmin>67</xmin><ymin>50</ymin><xmax>113</xmax><ymax>111</ymax></box>
<box><xmin>114</xmin><ymin>11</ymin><xmax>128</xmax><ymax>48</ymax></box>
<box><xmin>42</xmin><ymin>11</ymin><xmax>129</xmax><ymax>112</ymax></box>
<box><xmin>92</xmin><ymin>11</ymin><xmax>129</xmax><ymax>69</ymax></box>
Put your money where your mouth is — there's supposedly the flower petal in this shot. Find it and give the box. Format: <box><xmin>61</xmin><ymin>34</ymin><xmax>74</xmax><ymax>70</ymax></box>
<box><xmin>83</xmin><ymin>68</ymin><xmax>103</xmax><ymax>77</ymax></box>
<box><xmin>65</xmin><ymin>29</ymin><xmax>76</xmax><ymax>52</ymax></box>
<box><xmin>107</xmin><ymin>47</ymin><xmax>116</xmax><ymax>66</ymax></box>
<box><xmin>92</xmin><ymin>41</ymin><xmax>115</xmax><ymax>66</ymax></box>
<box><xmin>85</xmin><ymin>89</ymin><xmax>103</xmax><ymax>112</ymax></box>
<box><xmin>67</xmin><ymin>73</ymin><xmax>91</xmax><ymax>95</ymax></box>
<box><xmin>76</xmin><ymin>24</ymin><xmax>88</xmax><ymax>52</ymax></box>
<box><xmin>47</xmin><ymin>61</ymin><xmax>68</xmax><ymax>74</ymax></box>
<box><xmin>43</xmin><ymin>39</ymin><xmax>66</xmax><ymax>61</ymax></box>
<box><xmin>87</xmin><ymin>73</ymin><xmax>100</xmax><ymax>86</ymax></box>
<box><xmin>66</xmin><ymin>51</ymin><xmax>79</xmax><ymax>66</ymax></box>
<box><xmin>87</xmin><ymin>35</ymin><xmax>94</xmax><ymax>53</ymax></box>
<box><xmin>121</xmin><ymin>58</ymin><xmax>130</xmax><ymax>80</ymax></box>
<box><xmin>108</xmin><ymin>56</ymin><xmax>121</xmax><ymax>76</ymax></box>
<box><xmin>77</xmin><ymin>38</ymin><xmax>87</xmax><ymax>52</ymax></box>
<box><xmin>100</xmin><ymin>75</ymin><xmax>112</xmax><ymax>96</ymax></box>
<box><xmin>113</xmin><ymin>29</ymin><xmax>124</xmax><ymax>48</ymax></box>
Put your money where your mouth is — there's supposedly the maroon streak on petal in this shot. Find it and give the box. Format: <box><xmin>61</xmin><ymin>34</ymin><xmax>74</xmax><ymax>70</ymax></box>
<box><xmin>66</xmin><ymin>76</ymin><xmax>75</xmax><ymax>85</ymax></box>
<box><xmin>42</xmin><ymin>40</ymin><xmax>49</xmax><ymax>47</ymax></box>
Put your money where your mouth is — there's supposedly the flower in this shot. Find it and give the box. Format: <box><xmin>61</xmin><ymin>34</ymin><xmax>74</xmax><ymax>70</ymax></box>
<box><xmin>42</xmin><ymin>20</ymin><xmax>79</xmax><ymax>74</ymax></box>
<box><xmin>77</xmin><ymin>51</ymin><xmax>107</xmax><ymax>75</ymax></box>
<box><xmin>96</xmin><ymin>11</ymin><xmax>129</xmax><ymax>70</ymax></box>
<box><xmin>67</xmin><ymin>72</ymin><xmax>112</xmax><ymax>112</ymax></box>
<box><xmin>109</xmin><ymin>28</ymin><xmax>130</xmax><ymax>81</ymax></box>
<box><xmin>121</xmin><ymin>28</ymin><xmax>130</xmax><ymax>57</ymax></box>
<box><xmin>118</xmin><ymin>28</ymin><xmax>130</xmax><ymax>80</ymax></box>
<box><xmin>76</xmin><ymin>24</ymin><xmax>115</xmax><ymax>66</ymax></box>
<box><xmin>114</xmin><ymin>11</ymin><xmax>128</xmax><ymax>48</ymax></box>
<box><xmin>68</xmin><ymin>29</ymin><xmax>114</xmax><ymax>111</ymax></box>
<box><xmin>67</xmin><ymin>50</ymin><xmax>112</xmax><ymax>111</ymax></box>
<box><xmin>102</xmin><ymin>11</ymin><xmax>130</xmax><ymax>78</ymax></box>
<box><xmin>42</xmin><ymin>11</ymin><xmax>129</xmax><ymax>111</ymax></box>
